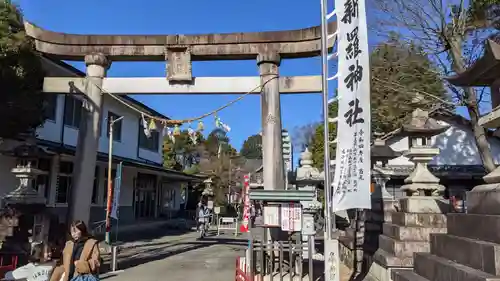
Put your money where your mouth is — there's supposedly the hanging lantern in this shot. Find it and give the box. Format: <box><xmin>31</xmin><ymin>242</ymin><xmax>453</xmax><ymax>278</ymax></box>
<box><xmin>173</xmin><ymin>124</ymin><xmax>181</xmax><ymax>136</ymax></box>
<box><xmin>148</xmin><ymin>118</ymin><xmax>157</xmax><ymax>131</ymax></box>
<box><xmin>197</xmin><ymin>121</ymin><xmax>204</xmax><ymax>132</ymax></box>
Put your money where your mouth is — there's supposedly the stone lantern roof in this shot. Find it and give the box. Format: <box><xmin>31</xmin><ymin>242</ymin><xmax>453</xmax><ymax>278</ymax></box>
<box><xmin>401</xmin><ymin>109</ymin><xmax>450</xmax><ymax>137</ymax></box>
<box><xmin>371</xmin><ymin>138</ymin><xmax>401</xmax><ymax>161</ymax></box>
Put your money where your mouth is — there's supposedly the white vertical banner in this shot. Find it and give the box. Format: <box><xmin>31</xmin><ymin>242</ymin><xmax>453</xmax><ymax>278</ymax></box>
<box><xmin>111</xmin><ymin>162</ymin><xmax>123</xmax><ymax>219</ymax></box>
<box><xmin>332</xmin><ymin>0</ymin><xmax>372</xmax><ymax>211</ymax></box>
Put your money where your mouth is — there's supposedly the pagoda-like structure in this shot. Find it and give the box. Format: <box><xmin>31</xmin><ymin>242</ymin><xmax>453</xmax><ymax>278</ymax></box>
<box><xmin>389</xmin><ymin>40</ymin><xmax>500</xmax><ymax>281</ymax></box>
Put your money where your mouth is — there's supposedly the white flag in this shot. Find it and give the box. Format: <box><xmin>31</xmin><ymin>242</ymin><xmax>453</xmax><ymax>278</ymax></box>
<box><xmin>332</xmin><ymin>0</ymin><xmax>371</xmax><ymax>212</ymax></box>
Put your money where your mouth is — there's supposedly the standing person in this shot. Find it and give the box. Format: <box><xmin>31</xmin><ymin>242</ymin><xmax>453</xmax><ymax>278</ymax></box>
<box><xmin>197</xmin><ymin>203</ymin><xmax>210</xmax><ymax>238</ymax></box>
<box><xmin>4</xmin><ymin>243</ymin><xmax>56</xmax><ymax>281</ymax></box>
<box><xmin>49</xmin><ymin>221</ymin><xmax>101</xmax><ymax>281</ymax></box>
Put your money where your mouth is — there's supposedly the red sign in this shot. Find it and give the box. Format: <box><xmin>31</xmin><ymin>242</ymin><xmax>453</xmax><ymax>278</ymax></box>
<box><xmin>240</xmin><ymin>174</ymin><xmax>250</xmax><ymax>233</ymax></box>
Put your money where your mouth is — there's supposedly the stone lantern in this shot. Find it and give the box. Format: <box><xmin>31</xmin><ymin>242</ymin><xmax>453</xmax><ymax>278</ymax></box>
<box><xmin>294</xmin><ymin>148</ymin><xmax>323</xmax><ymax>258</ymax></box>
<box><xmin>202</xmin><ymin>178</ymin><xmax>214</xmax><ymax>208</ymax></box>
<box><xmin>0</xmin><ymin>142</ymin><xmax>51</xmax><ymax>255</ymax></box>
<box><xmin>371</xmin><ymin>138</ymin><xmax>402</xmax><ymax>199</ymax></box>
<box><xmin>400</xmin><ymin>109</ymin><xmax>450</xmax><ymax>196</ymax></box>
<box><xmin>2</xmin><ymin>144</ymin><xmax>48</xmax><ymax>207</ymax></box>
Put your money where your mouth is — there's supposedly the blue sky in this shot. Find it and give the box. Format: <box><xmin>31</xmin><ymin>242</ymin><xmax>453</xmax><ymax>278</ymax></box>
<box><xmin>16</xmin><ymin>0</ymin><xmax>338</xmax><ymax>164</ymax></box>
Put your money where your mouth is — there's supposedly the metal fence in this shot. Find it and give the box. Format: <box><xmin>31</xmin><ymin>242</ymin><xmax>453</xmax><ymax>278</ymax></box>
<box><xmin>238</xmin><ymin>237</ymin><xmax>315</xmax><ymax>281</ymax></box>
<box><xmin>217</xmin><ymin>217</ymin><xmax>239</xmax><ymax>237</ymax></box>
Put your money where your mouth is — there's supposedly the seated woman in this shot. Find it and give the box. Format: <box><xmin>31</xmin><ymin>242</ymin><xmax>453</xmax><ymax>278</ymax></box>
<box><xmin>4</xmin><ymin>242</ymin><xmax>55</xmax><ymax>281</ymax></box>
<box><xmin>49</xmin><ymin>221</ymin><xmax>100</xmax><ymax>281</ymax></box>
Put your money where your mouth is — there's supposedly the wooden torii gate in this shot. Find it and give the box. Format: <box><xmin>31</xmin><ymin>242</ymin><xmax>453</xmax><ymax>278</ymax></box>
<box><xmin>25</xmin><ymin>21</ymin><xmax>337</xmax><ymax>223</ymax></box>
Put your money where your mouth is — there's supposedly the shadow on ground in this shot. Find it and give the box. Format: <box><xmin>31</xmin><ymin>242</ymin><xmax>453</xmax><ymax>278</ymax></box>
<box><xmin>100</xmin><ymin>233</ymin><xmax>247</xmax><ymax>273</ymax></box>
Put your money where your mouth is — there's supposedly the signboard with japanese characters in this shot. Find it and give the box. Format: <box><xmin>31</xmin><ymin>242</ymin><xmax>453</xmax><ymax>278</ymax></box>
<box><xmin>332</xmin><ymin>0</ymin><xmax>371</xmax><ymax>211</ymax></box>
<box><xmin>263</xmin><ymin>205</ymin><xmax>281</xmax><ymax>227</ymax></box>
<box><xmin>280</xmin><ymin>203</ymin><xmax>302</xmax><ymax>232</ymax></box>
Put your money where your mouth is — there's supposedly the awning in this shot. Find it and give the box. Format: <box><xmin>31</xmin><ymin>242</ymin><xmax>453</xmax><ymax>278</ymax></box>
<box><xmin>36</xmin><ymin>139</ymin><xmax>203</xmax><ymax>182</ymax></box>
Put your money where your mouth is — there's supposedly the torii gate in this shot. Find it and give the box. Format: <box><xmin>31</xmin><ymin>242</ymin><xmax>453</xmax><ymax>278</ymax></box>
<box><xmin>25</xmin><ymin>21</ymin><xmax>337</xmax><ymax>223</ymax></box>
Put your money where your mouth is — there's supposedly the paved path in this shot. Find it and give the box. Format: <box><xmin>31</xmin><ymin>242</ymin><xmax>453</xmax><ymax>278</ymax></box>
<box><xmin>101</xmin><ymin>230</ymin><xmax>246</xmax><ymax>281</ymax></box>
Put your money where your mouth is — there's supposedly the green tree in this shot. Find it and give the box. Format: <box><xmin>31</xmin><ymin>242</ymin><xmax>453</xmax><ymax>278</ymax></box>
<box><xmin>162</xmin><ymin>129</ymin><xmax>203</xmax><ymax>170</ymax></box>
<box><xmin>371</xmin><ymin>35</ymin><xmax>449</xmax><ymax>134</ymax></box>
<box><xmin>371</xmin><ymin>0</ymin><xmax>500</xmax><ymax>172</ymax></box>
<box><xmin>240</xmin><ymin>134</ymin><xmax>262</xmax><ymax>159</ymax></box>
<box><xmin>308</xmin><ymin>101</ymin><xmax>338</xmax><ymax>170</ymax></box>
<box><xmin>0</xmin><ymin>1</ymin><xmax>46</xmax><ymax>138</ymax></box>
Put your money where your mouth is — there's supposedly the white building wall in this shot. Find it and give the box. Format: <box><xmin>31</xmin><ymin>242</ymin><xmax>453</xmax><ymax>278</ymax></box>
<box><xmin>387</xmin><ymin>120</ymin><xmax>500</xmax><ymax>166</ymax></box>
<box><xmin>36</xmin><ymin>57</ymin><xmax>164</xmax><ymax>165</ymax></box>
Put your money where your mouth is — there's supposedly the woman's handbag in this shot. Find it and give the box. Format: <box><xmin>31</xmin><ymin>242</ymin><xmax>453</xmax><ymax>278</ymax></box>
<box><xmin>70</xmin><ymin>274</ymin><xmax>98</xmax><ymax>281</ymax></box>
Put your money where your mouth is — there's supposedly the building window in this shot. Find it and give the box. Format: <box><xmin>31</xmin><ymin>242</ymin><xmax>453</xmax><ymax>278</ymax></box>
<box><xmin>63</xmin><ymin>96</ymin><xmax>82</xmax><ymax>128</ymax></box>
<box><xmin>139</xmin><ymin>122</ymin><xmax>160</xmax><ymax>152</ymax></box>
<box><xmin>106</xmin><ymin>112</ymin><xmax>122</xmax><ymax>142</ymax></box>
<box><xmin>103</xmin><ymin>168</ymin><xmax>117</xmax><ymax>205</ymax></box>
<box><xmin>56</xmin><ymin>161</ymin><xmax>73</xmax><ymax>204</ymax></box>
<box><xmin>44</xmin><ymin>94</ymin><xmax>58</xmax><ymax>121</ymax></box>
<box><xmin>92</xmin><ymin>167</ymin><xmax>99</xmax><ymax>204</ymax></box>
<box><xmin>56</xmin><ymin>162</ymin><xmax>99</xmax><ymax>204</ymax></box>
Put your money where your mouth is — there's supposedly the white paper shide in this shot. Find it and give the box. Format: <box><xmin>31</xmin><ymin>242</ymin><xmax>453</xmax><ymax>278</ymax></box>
<box><xmin>332</xmin><ymin>0</ymin><xmax>371</xmax><ymax>211</ymax></box>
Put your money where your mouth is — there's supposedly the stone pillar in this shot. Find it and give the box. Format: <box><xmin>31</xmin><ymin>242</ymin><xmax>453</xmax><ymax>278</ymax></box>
<box><xmin>257</xmin><ymin>52</ymin><xmax>285</xmax><ymax>191</ymax></box>
<box><xmin>69</xmin><ymin>53</ymin><xmax>109</xmax><ymax>225</ymax></box>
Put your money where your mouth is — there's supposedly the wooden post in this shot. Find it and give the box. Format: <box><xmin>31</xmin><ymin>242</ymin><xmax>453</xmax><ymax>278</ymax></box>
<box><xmin>257</xmin><ymin>52</ymin><xmax>285</xmax><ymax>191</ymax></box>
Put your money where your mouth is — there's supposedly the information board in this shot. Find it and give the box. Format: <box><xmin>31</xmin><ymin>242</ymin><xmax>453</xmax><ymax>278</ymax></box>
<box><xmin>280</xmin><ymin>203</ymin><xmax>302</xmax><ymax>232</ymax></box>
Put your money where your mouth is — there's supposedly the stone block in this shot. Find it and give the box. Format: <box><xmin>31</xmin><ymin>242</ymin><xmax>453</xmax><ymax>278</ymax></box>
<box><xmin>372</xmin><ymin>199</ymin><xmax>399</xmax><ymax>212</ymax></box>
<box><xmin>379</xmin><ymin>235</ymin><xmax>430</xmax><ymax>257</ymax></box>
<box><xmin>430</xmin><ymin>233</ymin><xmax>500</xmax><ymax>276</ymax></box>
<box><xmin>398</xmin><ymin>197</ymin><xmax>450</xmax><ymax>214</ymax></box>
<box><xmin>391</xmin><ymin>212</ymin><xmax>446</xmax><ymax>228</ymax></box>
<box><xmin>448</xmin><ymin>213</ymin><xmax>500</xmax><ymax>244</ymax></box>
<box><xmin>383</xmin><ymin>223</ymin><xmax>446</xmax><ymax>241</ymax></box>
<box><xmin>414</xmin><ymin>253</ymin><xmax>500</xmax><ymax>281</ymax></box>
<box><xmin>372</xmin><ymin>248</ymin><xmax>414</xmax><ymax>267</ymax></box>
<box><xmin>467</xmin><ymin>186</ymin><xmax>500</xmax><ymax>215</ymax></box>
<box><xmin>392</xmin><ymin>270</ymin><xmax>430</xmax><ymax>281</ymax></box>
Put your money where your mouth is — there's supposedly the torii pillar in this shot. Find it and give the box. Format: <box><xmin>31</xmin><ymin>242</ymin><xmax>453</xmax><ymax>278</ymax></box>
<box><xmin>258</xmin><ymin>52</ymin><xmax>285</xmax><ymax>191</ymax></box>
<box><xmin>68</xmin><ymin>53</ymin><xmax>110</xmax><ymax>225</ymax></box>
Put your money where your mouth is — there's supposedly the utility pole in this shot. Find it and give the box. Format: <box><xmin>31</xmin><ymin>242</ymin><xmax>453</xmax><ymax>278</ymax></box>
<box><xmin>105</xmin><ymin>115</ymin><xmax>123</xmax><ymax>244</ymax></box>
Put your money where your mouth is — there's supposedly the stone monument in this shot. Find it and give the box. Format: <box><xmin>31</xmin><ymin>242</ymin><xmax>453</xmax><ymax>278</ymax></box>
<box><xmin>368</xmin><ymin>109</ymin><xmax>450</xmax><ymax>281</ymax></box>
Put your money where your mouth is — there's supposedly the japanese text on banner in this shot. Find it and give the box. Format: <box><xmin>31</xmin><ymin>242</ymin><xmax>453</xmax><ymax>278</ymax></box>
<box><xmin>332</xmin><ymin>0</ymin><xmax>371</xmax><ymax>212</ymax></box>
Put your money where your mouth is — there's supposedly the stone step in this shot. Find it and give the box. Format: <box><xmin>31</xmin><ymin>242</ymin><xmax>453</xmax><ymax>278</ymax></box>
<box><xmin>392</xmin><ymin>269</ymin><xmax>430</xmax><ymax>281</ymax></box>
<box><xmin>430</xmin><ymin>233</ymin><xmax>500</xmax><ymax>276</ymax></box>
<box><xmin>372</xmin><ymin>247</ymin><xmax>414</xmax><ymax>267</ymax></box>
<box><xmin>448</xmin><ymin>213</ymin><xmax>500</xmax><ymax>244</ymax></box>
<box><xmin>414</xmin><ymin>253</ymin><xmax>500</xmax><ymax>281</ymax></box>
<box><xmin>391</xmin><ymin>212</ymin><xmax>446</xmax><ymax>228</ymax></box>
<box><xmin>379</xmin><ymin>235</ymin><xmax>429</xmax><ymax>257</ymax></box>
<box><xmin>383</xmin><ymin>223</ymin><xmax>446</xmax><ymax>241</ymax></box>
